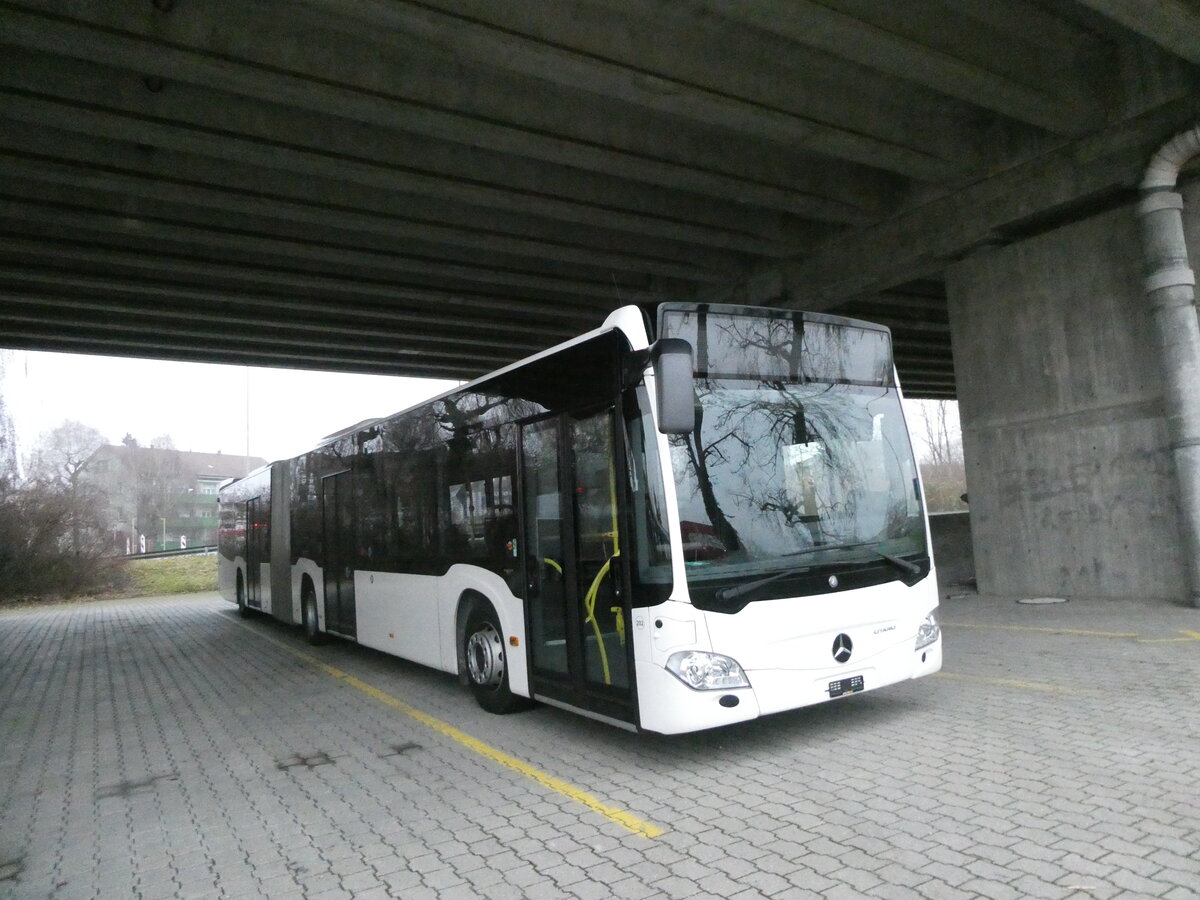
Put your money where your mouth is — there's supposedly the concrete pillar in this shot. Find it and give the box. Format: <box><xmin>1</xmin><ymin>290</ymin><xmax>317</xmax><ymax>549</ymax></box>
<box><xmin>946</xmin><ymin>186</ymin><xmax>1198</xmax><ymax>601</ymax></box>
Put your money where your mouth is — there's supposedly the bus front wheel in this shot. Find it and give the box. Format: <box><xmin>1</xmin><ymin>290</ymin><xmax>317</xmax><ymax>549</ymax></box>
<box><xmin>302</xmin><ymin>582</ymin><xmax>325</xmax><ymax>645</ymax></box>
<box><xmin>464</xmin><ymin>607</ymin><xmax>526</xmax><ymax>715</ymax></box>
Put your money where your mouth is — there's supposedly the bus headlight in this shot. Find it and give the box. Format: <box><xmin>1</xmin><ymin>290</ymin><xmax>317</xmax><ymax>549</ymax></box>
<box><xmin>666</xmin><ymin>651</ymin><xmax>750</xmax><ymax>690</ymax></box>
<box><xmin>915</xmin><ymin>612</ymin><xmax>941</xmax><ymax>650</ymax></box>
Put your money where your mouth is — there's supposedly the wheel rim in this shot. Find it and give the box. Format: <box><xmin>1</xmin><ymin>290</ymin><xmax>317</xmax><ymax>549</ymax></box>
<box><xmin>466</xmin><ymin>622</ymin><xmax>504</xmax><ymax>690</ymax></box>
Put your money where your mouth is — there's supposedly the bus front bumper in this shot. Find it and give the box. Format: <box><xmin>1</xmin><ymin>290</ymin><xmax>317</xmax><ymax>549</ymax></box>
<box><xmin>636</xmin><ymin>637</ymin><xmax>941</xmax><ymax>735</ymax></box>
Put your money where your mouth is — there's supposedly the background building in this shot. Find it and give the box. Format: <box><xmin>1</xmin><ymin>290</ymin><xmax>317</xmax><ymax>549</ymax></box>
<box><xmin>85</xmin><ymin>441</ymin><xmax>265</xmax><ymax>552</ymax></box>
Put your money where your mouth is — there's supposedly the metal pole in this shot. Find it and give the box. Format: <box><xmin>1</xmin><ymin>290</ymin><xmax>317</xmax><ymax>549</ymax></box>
<box><xmin>245</xmin><ymin>366</ymin><xmax>251</xmax><ymax>475</ymax></box>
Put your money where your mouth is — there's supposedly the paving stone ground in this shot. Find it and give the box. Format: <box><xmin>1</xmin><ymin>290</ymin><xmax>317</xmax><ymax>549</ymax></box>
<box><xmin>1</xmin><ymin>589</ymin><xmax>1198</xmax><ymax>899</ymax></box>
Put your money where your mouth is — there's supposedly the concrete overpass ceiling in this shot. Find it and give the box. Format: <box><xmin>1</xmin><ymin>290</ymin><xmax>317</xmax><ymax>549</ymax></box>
<box><xmin>1</xmin><ymin>1</ymin><xmax>1197</xmax><ymax>396</ymax></box>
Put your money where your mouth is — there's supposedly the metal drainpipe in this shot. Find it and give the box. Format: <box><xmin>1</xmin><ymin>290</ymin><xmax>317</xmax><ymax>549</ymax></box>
<box><xmin>1138</xmin><ymin>125</ymin><xmax>1200</xmax><ymax>607</ymax></box>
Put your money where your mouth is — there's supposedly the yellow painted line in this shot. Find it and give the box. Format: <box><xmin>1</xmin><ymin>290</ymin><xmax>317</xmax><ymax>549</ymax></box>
<box><xmin>935</xmin><ymin>671</ymin><xmax>1083</xmax><ymax>695</ymax></box>
<box><xmin>943</xmin><ymin>622</ymin><xmax>1138</xmax><ymax>639</ymax></box>
<box><xmin>945</xmin><ymin>622</ymin><xmax>1200</xmax><ymax>644</ymax></box>
<box><xmin>233</xmin><ymin>620</ymin><xmax>663</xmax><ymax>839</ymax></box>
<box><xmin>1137</xmin><ymin>630</ymin><xmax>1200</xmax><ymax>644</ymax></box>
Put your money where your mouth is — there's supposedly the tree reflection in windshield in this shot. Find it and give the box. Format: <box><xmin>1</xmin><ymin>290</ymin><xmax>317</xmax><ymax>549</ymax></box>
<box><xmin>663</xmin><ymin>307</ymin><xmax>922</xmax><ymax>576</ymax></box>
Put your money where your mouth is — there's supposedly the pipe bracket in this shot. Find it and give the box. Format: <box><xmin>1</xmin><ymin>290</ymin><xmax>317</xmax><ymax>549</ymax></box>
<box><xmin>1169</xmin><ymin>436</ymin><xmax>1200</xmax><ymax>452</ymax></box>
<box><xmin>1137</xmin><ymin>192</ymin><xmax>1184</xmax><ymax>216</ymax></box>
<box><xmin>1145</xmin><ymin>266</ymin><xmax>1196</xmax><ymax>293</ymax></box>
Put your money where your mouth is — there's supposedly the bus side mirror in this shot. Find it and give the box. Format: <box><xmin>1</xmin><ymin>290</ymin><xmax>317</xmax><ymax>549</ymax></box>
<box><xmin>652</xmin><ymin>338</ymin><xmax>696</xmax><ymax>435</ymax></box>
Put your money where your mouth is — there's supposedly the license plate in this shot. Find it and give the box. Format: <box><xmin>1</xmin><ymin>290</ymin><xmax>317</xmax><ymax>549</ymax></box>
<box><xmin>828</xmin><ymin>675</ymin><xmax>864</xmax><ymax>698</ymax></box>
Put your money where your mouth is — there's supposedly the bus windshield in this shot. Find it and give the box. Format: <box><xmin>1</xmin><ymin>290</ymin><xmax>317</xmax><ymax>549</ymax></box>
<box><xmin>659</xmin><ymin>305</ymin><xmax>926</xmax><ymax>608</ymax></box>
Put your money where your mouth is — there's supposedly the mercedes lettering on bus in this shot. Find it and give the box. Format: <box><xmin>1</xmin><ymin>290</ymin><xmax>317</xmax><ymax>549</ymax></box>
<box><xmin>218</xmin><ymin>302</ymin><xmax>942</xmax><ymax>734</ymax></box>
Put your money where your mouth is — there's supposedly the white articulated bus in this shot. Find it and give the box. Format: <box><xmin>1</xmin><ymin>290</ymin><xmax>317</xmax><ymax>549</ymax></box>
<box><xmin>219</xmin><ymin>302</ymin><xmax>941</xmax><ymax>734</ymax></box>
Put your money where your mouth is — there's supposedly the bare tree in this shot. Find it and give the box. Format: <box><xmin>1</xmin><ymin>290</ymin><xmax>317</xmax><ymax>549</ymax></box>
<box><xmin>28</xmin><ymin>420</ymin><xmax>107</xmax><ymax>487</ymax></box>
<box><xmin>129</xmin><ymin>435</ymin><xmax>190</xmax><ymax>550</ymax></box>
<box><xmin>913</xmin><ymin>401</ymin><xmax>967</xmax><ymax>511</ymax></box>
<box><xmin>0</xmin><ymin>419</ymin><xmax>121</xmax><ymax>599</ymax></box>
<box><xmin>27</xmin><ymin>421</ymin><xmax>109</xmax><ymax>556</ymax></box>
<box><xmin>0</xmin><ymin>353</ymin><xmax>17</xmax><ymax>493</ymax></box>
<box><xmin>916</xmin><ymin>400</ymin><xmax>961</xmax><ymax>466</ymax></box>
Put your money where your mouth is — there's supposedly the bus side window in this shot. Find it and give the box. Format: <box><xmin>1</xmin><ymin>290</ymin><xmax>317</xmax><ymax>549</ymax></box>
<box><xmin>624</xmin><ymin>387</ymin><xmax>673</xmax><ymax>588</ymax></box>
<box><xmin>439</xmin><ymin>426</ymin><xmax>519</xmax><ymax>576</ymax></box>
<box><xmin>356</xmin><ymin>459</ymin><xmax>391</xmax><ymax>567</ymax></box>
<box><xmin>385</xmin><ymin>452</ymin><xmax>441</xmax><ymax>574</ymax></box>
<box><xmin>446</xmin><ymin>482</ymin><xmax>475</xmax><ymax>555</ymax></box>
<box><xmin>483</xmin><ymin>475</ymin><xmax>515</xmax><ymax>562</ymax></box>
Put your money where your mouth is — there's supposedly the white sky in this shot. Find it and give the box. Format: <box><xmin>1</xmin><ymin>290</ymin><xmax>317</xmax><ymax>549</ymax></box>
<box><xmin>1</xmin><ymin>349</ymin><xmax>459</xmax><ymax>468</ymax></box>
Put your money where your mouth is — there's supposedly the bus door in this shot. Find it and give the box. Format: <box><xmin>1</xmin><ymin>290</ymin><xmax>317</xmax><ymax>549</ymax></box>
<box><xmin>521</xmin><ymin>408</ymin><xmax>632</xmax><ymax>723</ymax></box>
<box><xmin>321</xmin><ymin>470</ymin><xmax>357</xmax><ymax>638</ymax></box>
<box><xmin>245</xmin><ymin>496</ymin><xmax>268</xmax><ymax>610</ymax></box>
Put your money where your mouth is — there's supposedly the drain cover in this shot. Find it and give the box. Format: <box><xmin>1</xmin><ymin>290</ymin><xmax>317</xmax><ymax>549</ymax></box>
<box><xmin>1017</xmin><ymin>597</ymin><xmax>1067</xmax><ymax>605</ymax></box>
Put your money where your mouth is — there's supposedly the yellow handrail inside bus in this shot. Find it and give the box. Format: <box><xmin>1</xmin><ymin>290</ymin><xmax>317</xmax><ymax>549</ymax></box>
<box><xmin>581</xmin><ymin>449</ymin><xmax>624</xmax><ymax>686</ymax></box>
<box><xmin>583</xmin><ymin>554</ymin><xmax>616</xmax><ymax>685</ymax></box>
<box><xmin>611</xmin><ymin>605</ymin><xmax>625</xmax><ymax>646</ymax></box>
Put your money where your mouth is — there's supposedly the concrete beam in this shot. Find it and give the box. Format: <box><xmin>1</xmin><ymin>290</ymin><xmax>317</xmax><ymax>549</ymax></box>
<box><xmin>0</xmin><ymin>236</ymin><xmax>619</xmax><ymax>321</ymax></box>
<box><xmin>856</xmin><ymin>292</ymin><xmax>950</xmax><ymax>313</ymax></box>
<box><xmin>0</xmin><ymin>328</ymin><xmax>484</xmax><ymax>380</ymax></box>
<box><xmin>0</xmin><ymin>162</ymin><xmax>731</xmax><ymax>285</ymax></box>
<box><xmin>859</xmin><ymin>316</ymin><xmax>951</xmax><ymax>336</ymax></box>
<box><xmin>0</xmin><ymin>1</ymin><xmax>895</xmax><ymax>222</ymax></box>
<box><xmin>0</xmin><ymin>309</ymin><xmax>500</xmax><ymax>363</ymax></box>
<box><xmin>1077</xmin><ymin>0</ymin><xmax>1200</xmax><ymax>65</ymax></box>
<box><xmin>899</xmin><ymin>386</ymin><xmax>956</xmax><ymax>400</ymax></box>
<box><xmin>404</xmin><ymin>0</ymin><xmax>1000</xmax><ymax>163</ymax></box>
<box><xmin>682</xmin><ymin>0</ymin><xmax>1106</xmax><ymax>134</ymax></box>
<box><xmin>299</xmin><ymin>0</ymin><xmax>969</xmax><ymax>180</ymax></box>
<box><xmin>0</xmin><ymin>49</ymin><xmax>828</xmax><ymax>253</ymax></box>
<box><xmin>0</xmin><ymin>309</ymin><xmax>517</xmax><ymax>378</ymax></box>
<box><xmin>0</xmin><ymin>293</ymin><xmax>539</xmax><ymax>361</ymax></box>
<box><xmin>0</xmin><ymin>266</ymin><xmax>585</xmax><ymax>343</ymax></box>
<box><xmin>774</xmin><ymin>95</ymin><xmax>1200</xmax><ymax>309</ymax></box>
<box><xmin>0</xmin><ymin>264</ymin><xmax>591</xmax><ymax>340</ymax></box>
<box><xmin>0</xmin><ymin>91</ymin><xmax>794</xmax><ymax>261</ymax></box>
<box><xmin>0</xmin><ymin>203</ymin><xmax>670</xmax><ymax>305</ymax></box>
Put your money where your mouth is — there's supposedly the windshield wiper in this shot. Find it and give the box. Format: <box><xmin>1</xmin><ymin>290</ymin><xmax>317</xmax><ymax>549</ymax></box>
<box><xmin>877</xmin><ymin>551</ymin><xmax>921</xmax><ymax>575</ymax></box>
<box><xmin>714</xmin><ymin>542</ymin><xmax>921</xmax><ymax>604</ymax></box>
<box><xmin>714</xmin><ymin>541</ymin><xmax>864</xmax><ymax>603</ymax></box>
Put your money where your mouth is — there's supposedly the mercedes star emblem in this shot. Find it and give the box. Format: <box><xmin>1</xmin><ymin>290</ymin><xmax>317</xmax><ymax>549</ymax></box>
<box><xmin>832</xmin><ymin>633</ymin><xmax>853</xmax><ymax>663</ymax></box>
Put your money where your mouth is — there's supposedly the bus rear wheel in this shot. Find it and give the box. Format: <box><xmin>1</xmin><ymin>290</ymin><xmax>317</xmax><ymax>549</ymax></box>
<box><xmin>302</xmin><ymin>582</ymin><xmax>325</xmax><ymax>645</ymax></box>
<box><xmin>236</xmin><ymin>572</ymin><xmax>251</xmax><ymax>618</ymax></box>
<box><xmin>464</xmin><ymin>607</ymin><xmax>526</xmax><ymax>715</ymax></box>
